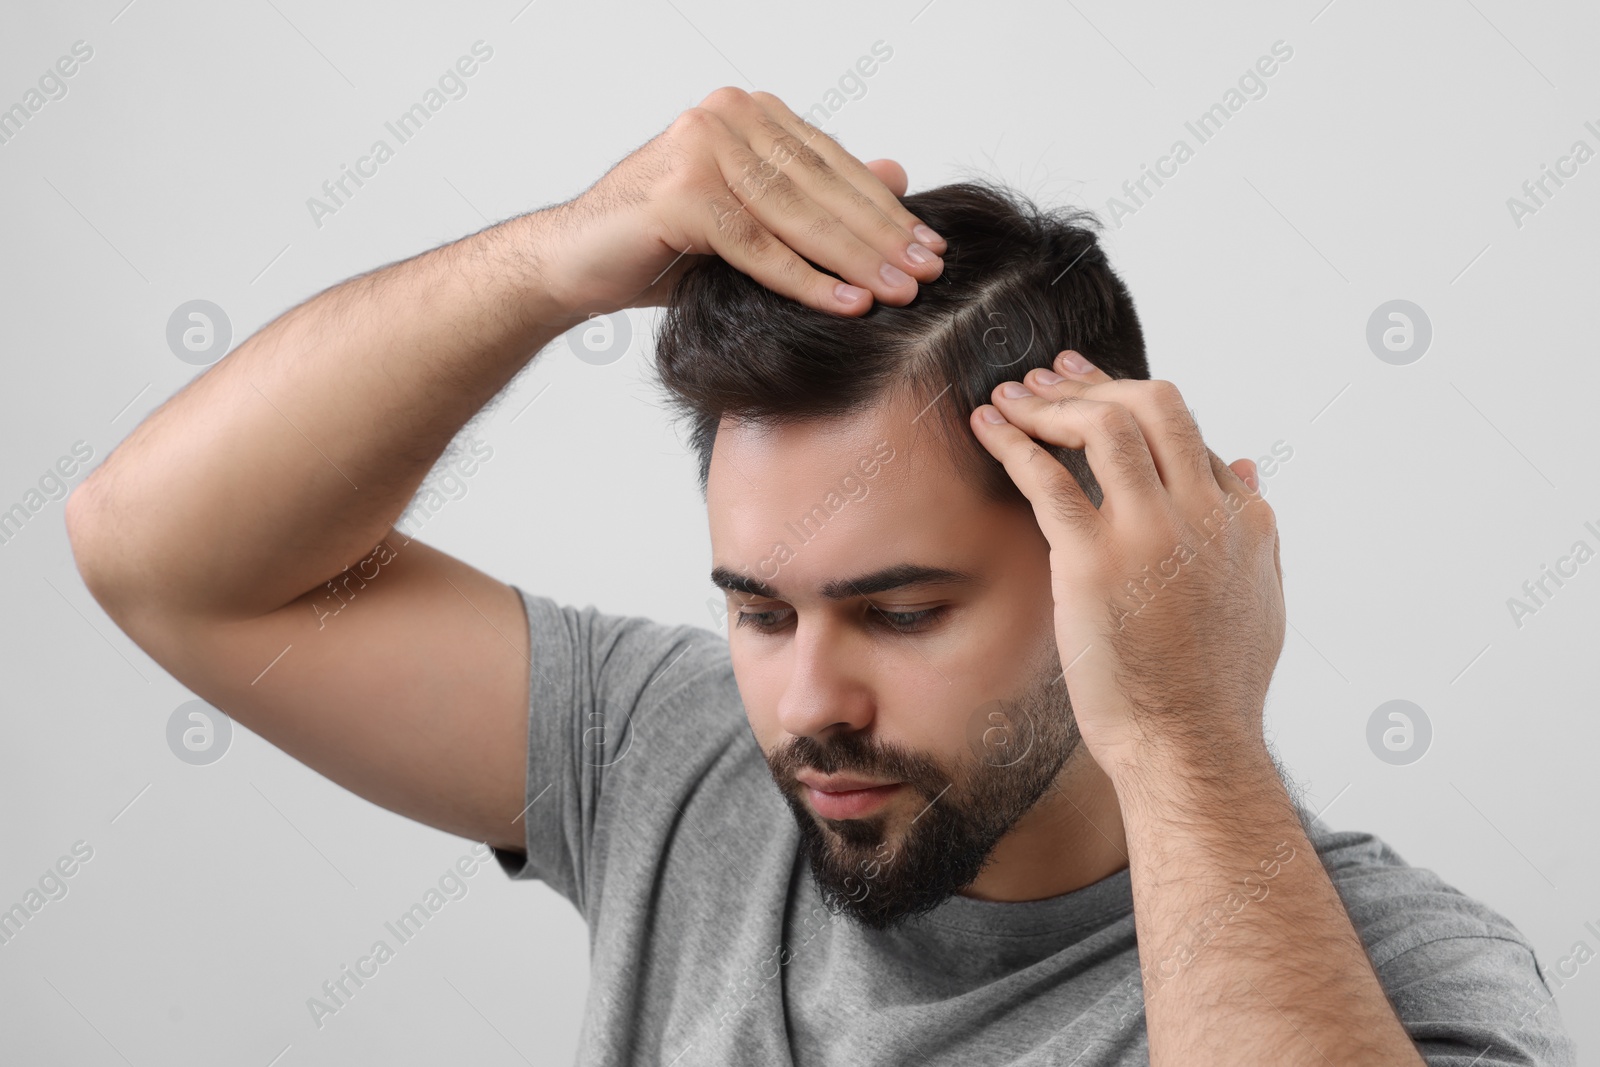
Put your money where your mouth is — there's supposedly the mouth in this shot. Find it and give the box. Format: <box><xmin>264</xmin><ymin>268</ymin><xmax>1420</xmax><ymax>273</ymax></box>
<box><xmin>800</xmin><ymin>781</ymin><xmax>904</xmax><ymax>820</ymax></box>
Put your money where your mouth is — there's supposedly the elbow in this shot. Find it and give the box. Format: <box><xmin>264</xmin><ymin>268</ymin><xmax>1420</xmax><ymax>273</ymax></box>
<box><xmin>64</xmin><ymin>477</ymin><xmax>123</xmax><ymax>612</ymax></box>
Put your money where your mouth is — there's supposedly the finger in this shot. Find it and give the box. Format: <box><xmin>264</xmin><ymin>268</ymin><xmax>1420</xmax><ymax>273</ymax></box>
<box><xmin>695</xmin><ymin>172</ymin><xmax>878</xmax><ymax>314</ymax></box>
<box><xmin>739</xmin><ymin>105</ymin><xmax>943</xmax><ymax>299</ymax></box>
<box><xmin>1228</xmin><ymin>457</ymin><xmax>1258</xmax><ymax>493</ymax></box>
<box><xmin>987</xmin><ymin>380</ymin><xmax>1168</xmax><ymax>522</ymax></box>
<box><xmin>1039</xmin><ymin>352</ymin><xmax>1215</xmax><ymax>502</ymax></box>
<box><xmin>1214</xmin><ymin>451</ymin><xmax>1282</xmax><ymax>587</ymax></box>
<box><xmin>968</xmin><ymin>404</ymin><xmax>1110</xmax><ymax>545</ymax></box>
<box><xmin>752</xmin><ymin>93</ymin><xmax>947</xmax><ymax>255</ymax></box>
<box><xmin>863</xmin><ymin>158</ymin><xmax>908</xmax><ymax>198</ymax></box>
<box><xmin>1208</xmin><ymin>450</ymin><xmax>1258</xmax><ymax>503</ymax></box>
<box><xmin>740</xmin><ymin>90</ymin><xmax>947</xmax><ymax>267</ymax></box>
<box><xmin>706</xmin><ymin>136</ymin><xmax>916</xmax><ymax>309</ymax></box>
<box><xmin>1054</xmin><ymin>349</ymin><xmax>1112</xmax><ymax>383</ymax></box>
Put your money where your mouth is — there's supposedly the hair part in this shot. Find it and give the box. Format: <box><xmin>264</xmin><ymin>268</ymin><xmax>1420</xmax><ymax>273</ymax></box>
<box><xmin>649</xmin><ymin>178</ymin><xmax>1150</xmax><ymax>510</ymax></box>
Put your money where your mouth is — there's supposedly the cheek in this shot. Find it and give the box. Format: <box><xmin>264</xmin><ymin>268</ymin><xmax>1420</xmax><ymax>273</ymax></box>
<box><xmin>731</xmin><ymin>648</ymin><xmax>784</xmax><ymax>747</ymax></box>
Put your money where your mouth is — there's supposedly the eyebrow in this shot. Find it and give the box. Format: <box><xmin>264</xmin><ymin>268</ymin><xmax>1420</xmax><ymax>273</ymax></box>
<box><xmin>709</xmin><ymin>563</ymin><xmax>980</xmax><ymax>601</ymax></box>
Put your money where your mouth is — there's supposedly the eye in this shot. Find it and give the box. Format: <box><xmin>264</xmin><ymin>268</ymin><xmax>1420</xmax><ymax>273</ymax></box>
<box><xmin>735</xmin><ymin>604</ymin><xmax>795</xmax><ymax>634</ymax></box>
<box><xmin>867</xmin><ymin>605</ymin><xmax>947</xmax><ymax>632</ymax></box>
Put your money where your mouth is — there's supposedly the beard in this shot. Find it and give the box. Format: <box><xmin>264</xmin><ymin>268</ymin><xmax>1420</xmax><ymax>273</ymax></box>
<box><xmin>763</xmin><ymin>647</ymin><xmax>1081</xmax><ymax>932</ymax></box>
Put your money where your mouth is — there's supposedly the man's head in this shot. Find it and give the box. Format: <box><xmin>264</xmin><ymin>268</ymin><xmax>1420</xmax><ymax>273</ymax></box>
<box><xmin>651</xmin><ymin>180</ymin><xmax>1148</xmax><ymax>930</ymax></box>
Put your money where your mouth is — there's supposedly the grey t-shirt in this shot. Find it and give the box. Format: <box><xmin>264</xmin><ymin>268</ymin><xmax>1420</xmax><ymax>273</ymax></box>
<box><xmin>491</xmin><ymin>587</ymin><xmax>1577</xmax><ymax>1065</ymax></box>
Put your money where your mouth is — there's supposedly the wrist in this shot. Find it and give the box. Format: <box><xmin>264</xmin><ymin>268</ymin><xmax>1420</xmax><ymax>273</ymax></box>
<box><xmin>1107</xmin><ymin>731</ymin><xmax>1283</xmax><ymax>825</ymax></box>
<box><xmin>495</xmin><ymin>208</ymin><xmax>593</xmax><ymax>336</ymax></box>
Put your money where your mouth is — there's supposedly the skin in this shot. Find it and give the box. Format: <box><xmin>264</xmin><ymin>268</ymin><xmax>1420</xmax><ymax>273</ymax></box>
<box><xmin>66</xmin><ymin>84</ymin><xmax>1429</xmax><ymax>1063</ymax></box>
<box><xmin>708</xmin><ymin>390</ymin><xmax>1130</xmax><ymax>907</ymax></box>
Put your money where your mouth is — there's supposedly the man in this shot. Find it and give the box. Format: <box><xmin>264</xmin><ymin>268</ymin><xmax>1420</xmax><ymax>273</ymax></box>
<box><xmin>67</xmin><ymin>87</ymin><xmax>1575</xmax><ymax>1064</ymax></box>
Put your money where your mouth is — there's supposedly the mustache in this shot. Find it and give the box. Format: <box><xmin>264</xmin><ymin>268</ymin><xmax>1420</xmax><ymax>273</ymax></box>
<box><xmin>767</xmin><ymin>732</ymin><xmax>946</xmax><ymax>793</ymax></box>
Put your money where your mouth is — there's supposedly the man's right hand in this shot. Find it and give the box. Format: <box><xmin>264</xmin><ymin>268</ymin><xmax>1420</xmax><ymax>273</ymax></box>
<box><xmin>63</xmin><ymin>86</ymin><xmax>941</xmax><ymax>864</ymax></box>
<box><xmin>538</xmin><ymin>86</ymin><xmax>947</xmax><ymax>321</ymax></box>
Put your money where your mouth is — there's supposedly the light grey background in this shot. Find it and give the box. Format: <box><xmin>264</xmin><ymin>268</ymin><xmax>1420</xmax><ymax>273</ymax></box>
<box><xmin>3</xmin><ymin>0</ymin><xmax>1597</xmax><ymax>1062</ymax></box>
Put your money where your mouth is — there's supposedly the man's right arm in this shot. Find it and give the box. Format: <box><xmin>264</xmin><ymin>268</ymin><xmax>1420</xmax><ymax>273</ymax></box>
<box><xmin>63</xmin><ymin>87</ymin><xmax>947</xmax><ymax>857</ymax></box>
<box><xmin>66</xmin><ymin>209</ymin><xmax>588</xmax><ymax>852</ymax></box>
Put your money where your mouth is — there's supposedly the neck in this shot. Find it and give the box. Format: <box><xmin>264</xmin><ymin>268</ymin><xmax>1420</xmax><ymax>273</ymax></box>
<box><xmin>956</xmin><ymin>747</ymin><xmax>1129</xmax><ymax>902</ymax></box>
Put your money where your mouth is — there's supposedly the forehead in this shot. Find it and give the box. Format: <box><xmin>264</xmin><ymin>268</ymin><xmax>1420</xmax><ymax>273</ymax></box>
<box><xmin>705</xmin><ymin>394</ymin><xmax>992</xmax><ymax>587</ymax></box>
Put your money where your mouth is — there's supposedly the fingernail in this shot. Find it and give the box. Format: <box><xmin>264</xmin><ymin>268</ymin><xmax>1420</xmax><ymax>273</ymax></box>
<box><xmin>1033</xmin><ymin>368</ymin><xmax>1064</xmax><ymax>384</ymax></box>
<box><xmin>1000</xmin><ymin>381</ymin><xmax>1031</xmax><ymax>399</ymax></box>
<box><xmin>836</xmin><ymin>282</ymin><xmax>869</xmax><ymax>305</ymax></box>
<box><xmin>913</xmin><ymin>224</ymin><xmax>942</xmax><ymax>245</ymax></box>
<box><xmin>978</xmin><ymin>404</ymin><xmax>1006</xmax><ymax>424</ymax></box>
<box><xmin>880</xmin><ymin>261</ymin><xmax>912</xmax><ymax>286</ymax></box>
<box><xmin>904</xmin><ymin>242</ymin><xmax>934</xmax><ymax>266</ymax></box>
<box><xmin>1057</xmin><ymin>350</ymin><xmax>1095</xmax><ymax>375</ymax></box>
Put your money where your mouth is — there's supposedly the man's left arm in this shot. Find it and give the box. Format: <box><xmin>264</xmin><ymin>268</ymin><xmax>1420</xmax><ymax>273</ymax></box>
<box><xmin>970</xmin><ymin>349</ymin><xmax>1568</xmax><ymax>1065</ymax></box>
<box><xmin>1113</xmin><ymin>735</ymin><xmax>1423</xmax><ymax>1062</ymax></box>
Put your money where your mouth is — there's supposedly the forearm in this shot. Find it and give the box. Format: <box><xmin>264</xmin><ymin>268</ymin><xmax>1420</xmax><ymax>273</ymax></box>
<box><xmin>69</xmin><ymin>208</ymin><xmax>584</xmax><ymax>620</ymax></box>
<box><xmin>1114</xmin><ymin>740</ymin><xmax>1425</xmax><ymax>1065</ymax></box>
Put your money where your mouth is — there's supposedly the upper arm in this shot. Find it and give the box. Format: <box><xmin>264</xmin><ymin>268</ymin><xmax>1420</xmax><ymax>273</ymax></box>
<box><xmin>105</xmin><ymin>532</ymin><xmax>533</xmax><ymax>853</ymax></box>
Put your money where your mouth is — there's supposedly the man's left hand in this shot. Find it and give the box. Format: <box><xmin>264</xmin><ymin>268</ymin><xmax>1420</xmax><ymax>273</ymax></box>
<box><xmin>969</xmin><ymin>349</ymin><xmax>1286</xmax><ymax>784</ymax></box>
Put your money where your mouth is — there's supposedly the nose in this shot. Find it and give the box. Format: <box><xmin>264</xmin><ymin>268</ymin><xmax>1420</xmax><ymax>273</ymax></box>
<box><xmin>774</xmin><ymin>614</ymin><xmax>875</xmax><ymax>740</ymax></box>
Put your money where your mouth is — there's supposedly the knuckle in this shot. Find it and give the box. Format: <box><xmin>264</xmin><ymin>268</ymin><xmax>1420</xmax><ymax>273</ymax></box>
<box><xmin>1048</xmin><ymin>394</ymin><xmax>1086</xmax><ymax>417</ymax></box>
<box><xmin>669</xmin><ymin>106</ymin><xmax>719</xmax><ymax>141</ymax></box>
<box><xmin>1094</xmin><ymin>402</ymin><xmax>1140</xmax><ymax>437</ymax></box>
<box><xmin>1245</xmin><ymin>493</ymin><xmax>1278</xmax><ymax>530</ymax></box>
<box><xmin>791</xmin><ymin>113</ymin><xmax>829</xmax><ymax>147</ymax></box>
<box><xmin>762</xmin><ymin>170</ymin><xmax>805</xmax><ymax>215</ymax></box>
<box><xmin>1019</xmin><ymin>445</ymin><xmax>1092</xmax><ymax>528</ymax></box>
<box><xmin>761</xmin><ymin>119</ymin><xmax>830</xmax><ymax>174</ymax></box>
<box><xmin>1176</xmin><ymin>427</ymin><xmax>1211</xmax><ymax>469</ymax></box>
<box><xmin>700</xmin><ymin>85</ymin><xmax>751</xmax><ymax>111</ymax></box>
<box><xmin>1108</xmin><ymin>438</ymin><xmax>1149</xmax><ymax>483</ymax></box>
<box><xmin>716</xmin><ymin>202</ymin><xmax>769</xmax><ymax>255</ymax></box>
<box><xmin>1146</xmin><ymin>379</ymin><xmax>1184</xmax><ymax>407</ymax></box>
<box><xmin>803</xmin><ymin>212</ymin><xmax>841</xmax><ymax>240</ymax></box>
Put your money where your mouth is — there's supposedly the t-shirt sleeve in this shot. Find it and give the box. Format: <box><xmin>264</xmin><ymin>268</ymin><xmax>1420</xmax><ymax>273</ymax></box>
<box><xmin>1311</xmin><ymin>820</ymin><xmax>1579</xmax><ymax>1065</ymax></box>
<box><xmin>489</xmin><ymin>585</ymin><xmax>730</xmax><ymax>916</ymax></box>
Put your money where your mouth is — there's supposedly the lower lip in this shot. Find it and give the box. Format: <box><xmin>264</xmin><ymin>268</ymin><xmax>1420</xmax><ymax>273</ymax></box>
<box><xmin>805</xmin><ymin>783</ymin><xmax>903</xmax><ymax>820</ymax></box>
